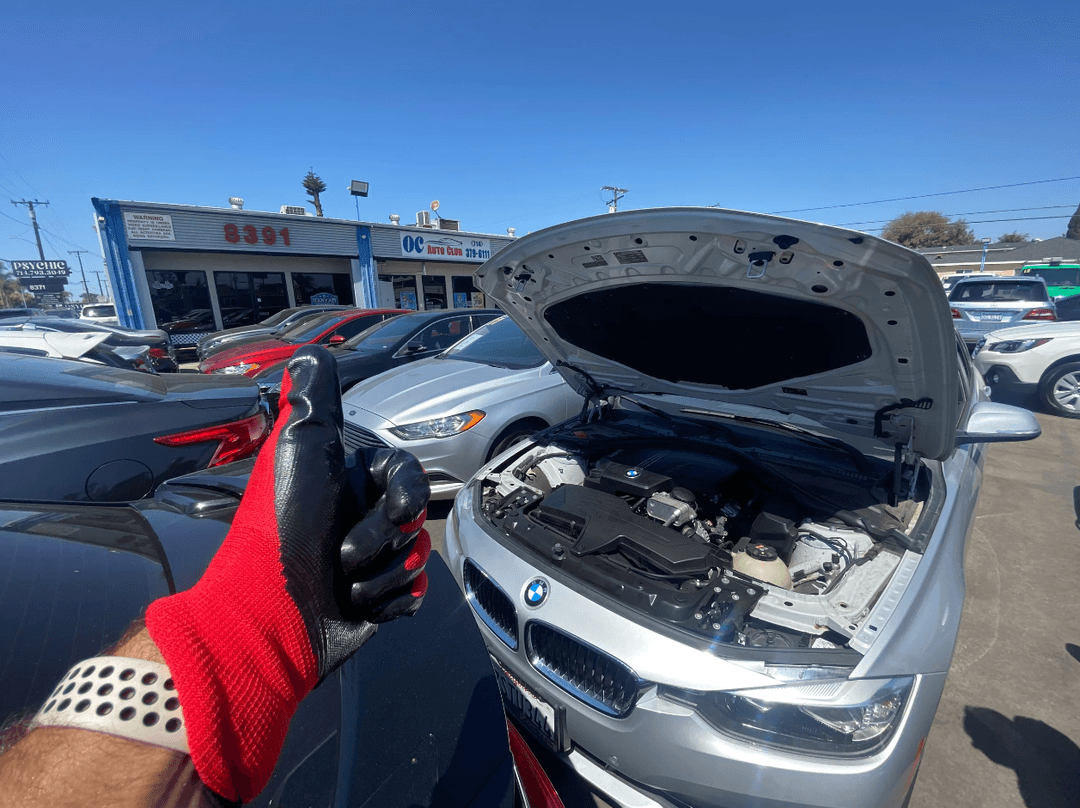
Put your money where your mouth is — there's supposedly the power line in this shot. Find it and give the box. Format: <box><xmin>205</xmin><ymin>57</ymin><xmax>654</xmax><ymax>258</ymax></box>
<box><xmin>859</xmin><ymin>214</ymin><xmax>1072</xmax><ymax>232</ymax></box>
<box><xmin>838</xmin><ymin>204</ymin><xmax>1077</xmax><ymax>227</ymax></box>
<box><xmin>769</xmin><ymin>175</ymin><xmax>1080</xmax><ymax>215</ymax></box>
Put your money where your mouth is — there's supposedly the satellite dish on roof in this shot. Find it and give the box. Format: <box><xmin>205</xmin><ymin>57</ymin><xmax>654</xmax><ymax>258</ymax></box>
<box><xmin>430</xmin><ymin>200</ymin><xmax>440</xmax><ymax>212</ymax></box>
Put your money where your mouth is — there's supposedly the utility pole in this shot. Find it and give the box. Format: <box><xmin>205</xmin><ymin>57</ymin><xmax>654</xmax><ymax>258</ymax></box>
<box><xmin>69</xmin><ymin>249</ymin><xmax>91</xmax><ymax>301</ymax></box>
<box><xmin>11</xmin><ymin>200</ymin><xmax>50</xmax><ymax>260</ymax></box>
<box><xmin>601</xmin><ymin>186</ymin><xmax>628</xmax><ymax>214</ymax></box>
<box><xmin>92</xmin><ymin>270</ymin><xmax>106</xmax><ymax>298</ymax></box>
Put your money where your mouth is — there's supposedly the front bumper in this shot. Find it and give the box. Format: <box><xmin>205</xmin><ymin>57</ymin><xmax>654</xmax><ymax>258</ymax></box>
<box><xmin>445</xmin><ymin>488</ymin><xmax>936</xmax><ymax>808</ymax></box>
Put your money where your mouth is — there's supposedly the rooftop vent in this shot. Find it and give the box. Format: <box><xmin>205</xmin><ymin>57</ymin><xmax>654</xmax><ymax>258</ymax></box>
<box><xmin>438</xmin><ymin>218</ymin><xmax>460</xmax><ymax>231</ymax></box>
<box><xmin>389</xmin><ymin>214</ymin><xmax>401</xmax><ymax>225</ymax></box>
<box><xmin>228</xmin><ymin>197</ymin><xmax>244</xmax><ymax>210</ymax></box>
<box><xmin>280</xmin><ymin>205</ymin><xmax>308</xmax><ymax>216</ymax></box>
<box><xmin>415</xmin><ymin>211</ymin><xmax>432</xmax><ymax>227</ymax></box>
<box><xmin>507</xmin><ymin>227</ymin><xmax>516</xmax><ymax>237</ymax></box>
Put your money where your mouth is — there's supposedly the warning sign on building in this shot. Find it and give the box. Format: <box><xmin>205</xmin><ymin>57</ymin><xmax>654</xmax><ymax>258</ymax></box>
<box><xmin>124</xmin><ymin>212</ymin><xmax>176</xmax><ymax>241</ymax></box>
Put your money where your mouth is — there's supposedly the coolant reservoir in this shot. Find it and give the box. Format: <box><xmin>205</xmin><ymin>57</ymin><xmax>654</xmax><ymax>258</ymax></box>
<box><xmin>732</xmin><ymin>543</ymin><xmax>793</xmax><ymax>589</ymax></box>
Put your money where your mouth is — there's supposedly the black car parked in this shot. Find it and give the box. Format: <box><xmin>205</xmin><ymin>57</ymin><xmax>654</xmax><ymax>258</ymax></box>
<box><xmin>253</xmin><ymin>310</ymin><xmax>503</xmax><ymax>404</ymax></box>
<box><xmin>0</xmin><ymin>353</ymin><xmax>270</xmax><ymax>502</ymax></box>
<box><xmin>0</xmin><ymin>316</ymin><xmax>179</xmax><ymax>372</ymax></box>
<box><xmin>0</xmin><ymin>461</ymin><xmax>515</xmax><ymax>808</ymax></box>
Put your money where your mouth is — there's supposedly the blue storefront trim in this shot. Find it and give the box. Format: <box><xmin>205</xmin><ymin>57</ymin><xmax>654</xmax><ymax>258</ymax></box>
<box><xmin>355</xmin><ymin>226</ymin><xmax>378</xmax><ymax>308</ymax></box>
<box><xmin>92</xmin><ymin>198</ymin><xmax>147</xmax><ymax>329</ymax></box>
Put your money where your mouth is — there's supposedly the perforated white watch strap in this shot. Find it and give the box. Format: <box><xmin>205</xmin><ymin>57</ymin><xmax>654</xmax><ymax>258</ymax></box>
<box><xmin>31</xmin><ymin>656</ymin><xmax>189</xmax><ymax>754</ymax></box>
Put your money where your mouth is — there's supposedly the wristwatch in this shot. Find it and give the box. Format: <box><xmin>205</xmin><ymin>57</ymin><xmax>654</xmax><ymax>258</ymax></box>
<box><xmin>31</xmin><ymin>656</ymin><xmax>189</xmax><ymax>754</ymax></box>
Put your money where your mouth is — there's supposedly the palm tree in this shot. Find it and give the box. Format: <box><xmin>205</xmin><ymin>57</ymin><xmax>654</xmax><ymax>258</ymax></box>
<box><xmin>303</xmin><ymin>170</ymin><xmax>327</xmax><ymax>217</ymax></box>
<box><xmin>0</xmin><ymin>264</ymin><xmax>32</xmax><ymax>308</ymax></box>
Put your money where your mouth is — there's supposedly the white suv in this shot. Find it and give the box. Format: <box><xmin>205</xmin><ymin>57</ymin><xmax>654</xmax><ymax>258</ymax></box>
<box><xmin>973</xmin><ymin>321</ymin><xmax>1080</xmax><ymax>417</ymax></box>
<box><xmin>80</xmin><ymin>303</ymin><xmax>119</xmax><ymax>326</ymax></box>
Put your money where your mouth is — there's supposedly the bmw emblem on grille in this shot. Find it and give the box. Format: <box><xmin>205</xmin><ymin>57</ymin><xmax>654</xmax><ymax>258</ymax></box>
<box><xmin>524</xmin><ymin>578</ymin><xmax>549</xmax><ymax>608</ymax></box>
<box><xmin>626</xmin><ymin>469</ymin><xmax>640</xmax><ymax>478</ymax></box>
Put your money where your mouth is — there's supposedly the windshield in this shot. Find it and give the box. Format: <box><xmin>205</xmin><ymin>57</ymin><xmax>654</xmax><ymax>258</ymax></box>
<box><xmin>439</xmin><ymin>317</ymin><xmax>544</xmax><ymax>369</ymax></box>
<box><xmin>280</xmin><ymin>312</ymin><xmax>350</xmax><ymax>343</ymax></box>
<box><xmin>343</xmin><ymin>314</ymin><xmax>423</xmax><ymax>351</ymax></box>
<box><xmin>82</xmin><ymin>305</ymin><xmax>115</xmax><ymax>318</ymax></box>
<box><xmin>949</xmin><ymin>280</ymin><xmax>1049</xmax><ymax>302</ymax></box>
<box><xmin>260</xmin><ymin>308</ymin><xmax>299</xmax><ymax>327</ymax></box>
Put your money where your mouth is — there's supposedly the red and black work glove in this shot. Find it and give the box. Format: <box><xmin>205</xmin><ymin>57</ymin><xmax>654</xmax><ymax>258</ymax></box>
<box><xmin>146</xmin><ymin>345</ymin><xmax>430</xmax><ymax>803</ymax></box>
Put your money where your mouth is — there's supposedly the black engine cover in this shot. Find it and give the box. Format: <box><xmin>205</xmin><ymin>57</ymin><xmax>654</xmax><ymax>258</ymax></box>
<box><xmin>534</xmin><ymin>485</ymin><xmax>725</xmax><ymax>576</ymax></box>
<box><xmin>493</xmin><ymin>484</ymin><xmax>759</xmax><ymax>630</ymax></box>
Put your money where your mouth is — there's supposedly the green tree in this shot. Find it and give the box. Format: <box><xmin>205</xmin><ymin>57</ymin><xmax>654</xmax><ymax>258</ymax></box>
<box><xmin>1067</xmin><ymin>201</ymin><xmax>1080</xmax><ymax>240</ymax></box>
<box><xmin>998</xmin><ymin>231</ymin><xmax>1029</xmax><ymax>243</ymax></box>
<box><xmin>302</xmin><ymin>169</ymin><xmax>327</xmax><ymax>217</ymax></box>
<box><xmin>880</xmin><ymin>211</ymin><xmax>976</xmax><ymax>249</ymax></box>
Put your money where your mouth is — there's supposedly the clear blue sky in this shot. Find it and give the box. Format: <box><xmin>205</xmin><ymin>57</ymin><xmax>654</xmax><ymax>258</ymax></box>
<box><xmin>1</xmin><ymin>0</ymin><xmax>1077</xmax><ymax>298</ymax></box>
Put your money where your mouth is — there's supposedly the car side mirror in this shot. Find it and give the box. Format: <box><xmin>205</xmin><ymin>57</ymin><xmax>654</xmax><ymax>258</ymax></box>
<box><xmin>327</xmin><ymin>334</ymin><xmax>346</xmax><ymax>345</ymax></box>
<box><xmin>955</xmin><ymin>401</ymin><xmax>1041</xmax><ymax>446</ymax></box>
<box><xmin>404</xmin><ymin>340</ymin><xmax>426</xmax><ymax>353</ymax></box>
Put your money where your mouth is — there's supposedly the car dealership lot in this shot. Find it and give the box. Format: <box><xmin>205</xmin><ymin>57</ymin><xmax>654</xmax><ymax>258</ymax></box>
<box><xmin>426</xmin><ymin>398</ymin><xmax>1079</xmax><ymax>808</ymax></box>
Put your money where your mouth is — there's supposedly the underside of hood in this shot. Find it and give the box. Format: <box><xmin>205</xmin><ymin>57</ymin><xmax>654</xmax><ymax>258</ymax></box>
<box><xmin>475</xmin><ymin>208</ymin><xmax>958</xmax><ymax>460</ymax></box>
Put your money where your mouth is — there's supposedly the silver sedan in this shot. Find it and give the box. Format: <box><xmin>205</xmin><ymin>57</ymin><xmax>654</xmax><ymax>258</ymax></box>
<box><xmin>340</xmin><ymin>316</ymin><xmax>582</xmax><ymax>500</ymax></box>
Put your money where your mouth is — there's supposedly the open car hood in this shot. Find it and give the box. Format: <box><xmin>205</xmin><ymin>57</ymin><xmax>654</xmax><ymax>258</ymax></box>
<box><xmin>476</xmin><ymin>208</ymin><xmax>958</xmax><ymax>461</ymax></box>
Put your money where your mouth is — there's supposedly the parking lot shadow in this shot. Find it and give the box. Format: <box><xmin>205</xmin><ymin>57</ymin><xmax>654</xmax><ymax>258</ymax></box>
<box><xmin>1067</xmin><ymin>643</ymin><xmax>1080</xmax><ymax>664</ymax></box>
<box><xmin>963</xmin><ymin>706</ymin><xmax>1080</xmax><ymax>807</ymax></box>
<box><xmin>987</xmin><ymin>386</ymin><xmax>1041</xmax><ymax>412</ymax></box>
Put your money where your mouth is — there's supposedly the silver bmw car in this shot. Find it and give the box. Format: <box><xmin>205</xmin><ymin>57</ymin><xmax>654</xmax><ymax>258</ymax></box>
<box><xmin>443</xmin><ymin>209</ymin><xmax>1041</xmax><ymax>808</ymax></box>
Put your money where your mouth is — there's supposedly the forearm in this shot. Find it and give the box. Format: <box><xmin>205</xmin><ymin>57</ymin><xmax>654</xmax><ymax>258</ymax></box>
<box><xmin>0</xmin><ymin>626</ymin><xmax>219</xmax><ymax>808</ymax></box>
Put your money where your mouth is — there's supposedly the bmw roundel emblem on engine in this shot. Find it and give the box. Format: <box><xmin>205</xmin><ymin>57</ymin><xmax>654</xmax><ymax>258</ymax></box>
<box><xmin>626</xmin><ymin>469</ymin><xmax>640</xmax><ymax>478</ymax></box>
<box><xmin>524</xmin><ymin>578</ymin><xmax>549</xmax><ymax>607</ymax></box>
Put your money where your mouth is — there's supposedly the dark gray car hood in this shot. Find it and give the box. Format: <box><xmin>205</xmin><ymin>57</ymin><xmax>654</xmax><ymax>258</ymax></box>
<box><xmin>476</xmin><ymin>208</ymin><xmax>958</xmax><ymax>460</ymax></box>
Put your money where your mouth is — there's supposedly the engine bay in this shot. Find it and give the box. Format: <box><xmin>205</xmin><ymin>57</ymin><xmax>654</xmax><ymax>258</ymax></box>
<box><xmin>478</xmin><ymin>427</ymin><xmax>927</xmax><ymax>653</ymax></box>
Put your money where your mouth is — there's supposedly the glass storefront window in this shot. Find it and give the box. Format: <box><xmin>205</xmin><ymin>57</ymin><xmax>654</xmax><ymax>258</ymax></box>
<box><xmin>292</xmin><ymin>273</ymin><xmax>354</xmax><ymax>306</ymax></box>
<box><xmin>147</xmin><ymin>270</ymin><xmax>213</xmax><ymax>333</ymax></box>
<box><xmin>422</xmin><ymin>275</ymin><xmax>447</xmax><ymax>310</ymax></box>
<box><xmin>214</xmin><ymin>272</ymin><xmax>289</xmax><ymax>327</ymax></box>
<box><xmin>452</xmin><ymin>275</ymin><xmax>485</xmax><ymax>308</ymax></box>
<box><xmin>379</xmin><ymin>275</ymin><xmax>419</xmax><ymax>310</ymax></box>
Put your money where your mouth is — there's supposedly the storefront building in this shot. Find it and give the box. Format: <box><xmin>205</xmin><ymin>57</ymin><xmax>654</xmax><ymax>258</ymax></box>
<box><xmin>91</xmin><ymin>198</ymin><xmax>514</xmax><ymax>343</ymax></box>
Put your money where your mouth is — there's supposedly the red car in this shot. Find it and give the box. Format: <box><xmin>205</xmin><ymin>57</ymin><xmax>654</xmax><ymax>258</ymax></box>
<box><xmin>198</xmin><ymin>308</ymin><xmax>406</xmax><ymax>376</ymax></box>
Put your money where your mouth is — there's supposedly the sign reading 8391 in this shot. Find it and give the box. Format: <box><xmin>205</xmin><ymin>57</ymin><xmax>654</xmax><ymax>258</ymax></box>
<box><xmin>223</xmin><ymin>223</ymin><xmax>291</xmax><ymax>247</ymax></box>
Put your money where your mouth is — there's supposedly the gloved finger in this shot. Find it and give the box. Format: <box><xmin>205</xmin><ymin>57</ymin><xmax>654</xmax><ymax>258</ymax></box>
<box><xmin>367</xmin><ymin>572</ymin><xmax>429</xmax><ymax>623</ymax></box>
<box><xmin>347</xmin><ymin>529</ymin><xmax>430</xmax><ymax>606</ymax></box>
<box><xmin>230</xmin><ymin>345</ymin><xmax>344</xmax><ymax>530</ymax></box>
<box><xmin>279</xmin><ymin>345</ymin><xmax>345</xmax><ymax>441</ymax></box>
<box><xmin>368</xmin><ymin>449</ymin><xmax>430</xmax><ymax>526</ymax></box>
<box><xmin>340</xmin><ymin>500</ymin><xmax>427</xmax><ymax>574</ymax></box>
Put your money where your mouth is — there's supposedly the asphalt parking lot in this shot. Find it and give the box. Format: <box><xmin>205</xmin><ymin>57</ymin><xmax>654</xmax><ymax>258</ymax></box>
<box><xmin>424</xmin><ymin>391</ymin><xmax>1080</xmax><ymax>808</ymax></box>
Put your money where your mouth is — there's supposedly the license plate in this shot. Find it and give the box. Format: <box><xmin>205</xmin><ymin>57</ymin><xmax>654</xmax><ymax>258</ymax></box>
<box><xmin>490</xmin><ymin>655</ymin><xmax>566</xmax><ymax>751</ymax></box>
<box><xmin>978</xmin><ymin>312</ymin><xmax>1003</xmax><ymax>321</ymax></box>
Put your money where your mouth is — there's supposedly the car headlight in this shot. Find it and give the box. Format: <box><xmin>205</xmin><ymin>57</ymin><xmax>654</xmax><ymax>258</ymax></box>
<box><xmin>660</xmin><ymin>675</ymin><xmax>914</xmax><ymax>757</ymax></box>
<box><xmin>215</xmin><ymin>362</ymin><xmax>260</xmax><ymax>375</ymax></box>
<box><xmin>389</xmin><ymin>410</ymin><xmax>486</xmax><ymax>440</ymax></box>
<box><xmin>986</xmin><ymin>338</ymin><xmax>1050</xmax><ymax>354</ymax></box>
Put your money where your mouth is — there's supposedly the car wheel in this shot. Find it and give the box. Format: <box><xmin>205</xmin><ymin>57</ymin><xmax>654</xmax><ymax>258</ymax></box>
<box><xmin>1039</xmin><ymin>362</ymin><xmax>1080</xmax><ymax>418</ymax></box>
<box><xmin>487</xmin><ymin>420</ymin><xmax>544</xmax><ymax>462</ymax></box>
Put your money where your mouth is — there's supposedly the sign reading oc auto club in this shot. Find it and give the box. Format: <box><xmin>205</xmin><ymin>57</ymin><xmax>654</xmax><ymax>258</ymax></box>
<box><xmin>400</xmin><ymin>232</ymin><xmax>491</xmax><ymax>262</ymax></box>
<box><xmin>11</xmin><ymin>260</ymin><xmax>70</xmax><ymax>279</ymax></box>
